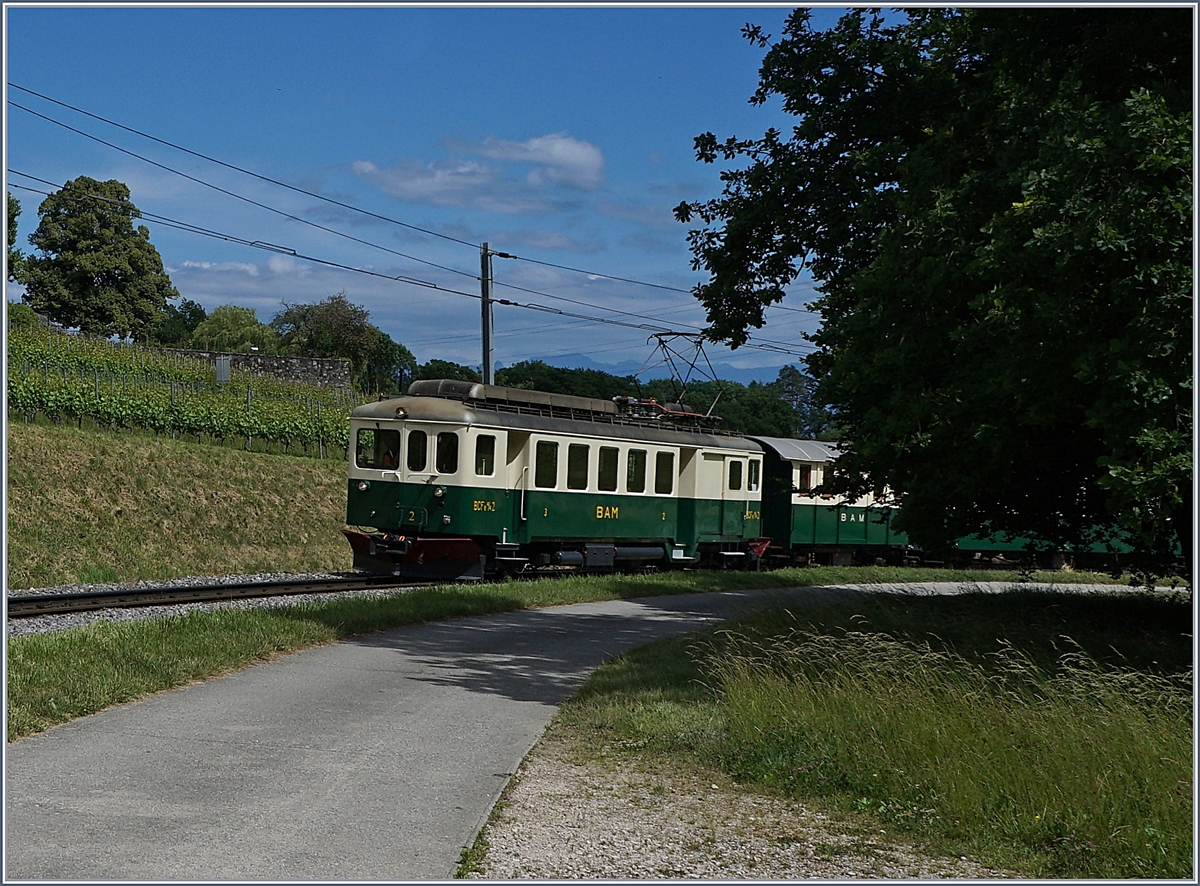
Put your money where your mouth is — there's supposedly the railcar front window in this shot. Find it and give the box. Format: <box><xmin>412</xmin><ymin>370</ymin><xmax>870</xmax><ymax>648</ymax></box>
<box><xmin>436</xmin><ymin>432</ymin><xmax>459</xmax><ymax>474</ymax></box>
<box><xmin>598</xmin><ymin>446</ymin><xmax>618</xmax><ymax>491</ymax></box>
<box><xmin>356</xmin><ymin>428</ymin><xmax>401</xmax><ymax>469</ymax></box>
<box><xmin>729</xmin><ymin>460</ymin><xmax>743</xmax><ymax>491</ymax></box>
<box><xmin>567</xmin><ymin>444</ymin><xmax>589</xmax><ymax>490</ymax></box>
<box><xmin>654</xmin><ymin>451</ymin><xmax>675</xmax><ymax>494</ymax></box>
<box><xmin>628</xmin><ymin>449</ymin><xmax>647</xmax><ymax>493</ymax></box>
<box><xmin>535</xmin><ymin>440</ymin><xmax>559</xmax><ymax>488</ymax></box>
<box><xmin>407</xmin><ymin>430</ymin><xmax>428</xmax><ymax>472</ymax></box>
<box><xmin>356</xmin><ymin>429</ymin><xmax>376</xmax><ymax>468</ymax></box>
<box><xmin>475</xmin><ymin>434</ymin><xmax>496</xmax><ymax>476</ymax></box>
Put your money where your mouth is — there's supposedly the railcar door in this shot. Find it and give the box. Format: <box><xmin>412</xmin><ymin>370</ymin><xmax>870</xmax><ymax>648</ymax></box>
<box><xmin>504</xmin><ymin>431</ymin><xmax>532</xmax><ymax>544</ymax></box>
<box><xmin>721</xmin><ymin>456</ymin><xmax>750</xmax><ymax>538</ymax></box>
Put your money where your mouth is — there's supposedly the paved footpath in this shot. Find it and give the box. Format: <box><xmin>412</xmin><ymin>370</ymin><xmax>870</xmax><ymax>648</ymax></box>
<box><xmin>5</xmin><ymin>582</ymin><xmax>1124</xmax><ymax>880</ymax></box>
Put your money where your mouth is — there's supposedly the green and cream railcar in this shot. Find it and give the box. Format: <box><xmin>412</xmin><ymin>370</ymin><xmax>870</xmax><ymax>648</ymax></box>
<box><xmin>752</xmin><ymin>436</ymin><xmax>911</xmax><ymax>566</ymax></box>
<box><xmin>344</xmin><ymin>379</ymin><xmax>766</xmax><ymax>579</ymax></box>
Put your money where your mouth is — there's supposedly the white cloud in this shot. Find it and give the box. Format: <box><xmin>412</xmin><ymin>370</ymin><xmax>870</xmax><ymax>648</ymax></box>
<box><xmin>174</xmin><ymin>260</ymin><xmax>259</xmax><ymax>276</ymax></box>
<box><xmin>266</xmin><ymin>254</ymin><xmax>309</xmax><ymax>275</ymax></box>
<box><xmin>351</xmin><ymin>133</ymin><xmax>604</xmax><ymax>216</ymax></box>
<box><xmin>470</xmin><ymin>133</ymin><xmax>604</xmax><ymax>191</ymax></box>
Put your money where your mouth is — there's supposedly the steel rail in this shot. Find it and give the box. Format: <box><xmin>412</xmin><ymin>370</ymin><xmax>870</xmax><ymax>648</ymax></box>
<box><xmin>6</xmin><ymin>575</ymin><xmax>426</xmax><ymax>618</ymax></box>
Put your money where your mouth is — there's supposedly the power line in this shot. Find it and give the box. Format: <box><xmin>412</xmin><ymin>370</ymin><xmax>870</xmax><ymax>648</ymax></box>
<box><xmin>8</xmin><ymin>83</ymin><xmax>718</xmax><ymax>301</ymax></box>
<box><xmin>8</xmin><ymin>82</ymin><xmax>479</xmax><ymax>249</ymax></box>
<box><xmin>9</xmin><ymin>174</ymin><xmax>814</xmax><ymax>359</ymax></box>
<box><xmin>492</xmin><ymin>249</ymin><xmax>695</xmax><ymax>295</ymax></box>
<box><xmin>6</xmin><ymin>175</ymin><xmax>481</xmax><ymax>299</ymax></box>
<box><xmin>9</xmin><ymin>85</ymin><xmax>818</xmax><ymax>353</ymax></box>
<box><xmin>8</xmin><ymin>100</ymin><xmax>480</xmax><ymax>283</ymax></box>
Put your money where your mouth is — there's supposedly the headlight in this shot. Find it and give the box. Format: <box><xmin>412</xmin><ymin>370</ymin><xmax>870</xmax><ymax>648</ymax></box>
<box><xmin>433</xmin><ymin>486</ymin><xmax>445</xmax><ymax>498</ymax></box>
<box><xmin>395</xmin><ymin>407</ymin><xmax>408</xmax><ymax>418</ymax></box>
<box><xmin>357</xmin><ymin>480</ymin><xmax>370</xmax><ymax>492</ymax></box>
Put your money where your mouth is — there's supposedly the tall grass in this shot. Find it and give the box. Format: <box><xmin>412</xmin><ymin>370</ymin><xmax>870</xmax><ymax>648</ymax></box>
<box><xmin>708</xmin><ymin>601</ymin><xmax>1193</xmax><ymax>877</ymax></box>
<box><xmin>554</xmin><ymin>588</ymin><xmax>1192</xmax><ymax>878</ymax></box>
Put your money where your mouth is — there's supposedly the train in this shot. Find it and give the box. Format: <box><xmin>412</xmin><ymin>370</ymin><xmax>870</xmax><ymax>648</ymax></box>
<box><xmin>342</xmin><ymin>378</ymin><xmax>1076</xmax><ymax>580</ymax></box>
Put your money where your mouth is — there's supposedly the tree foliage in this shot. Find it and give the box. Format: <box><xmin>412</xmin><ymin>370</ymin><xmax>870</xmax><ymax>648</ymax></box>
<box><xmin>270</xmin><ymin>291</ymin><xmax>415</xmax><ymax>394</ymax></box>
<box><xmin>150</xmin><ymin>298</ymin><xmax>208</xmax><ymax>347</ymax></box>
<box><xmin>775</xmin><ymin>365</ymin><xmax>835</xmax><ymax>440</ymax></box>
<box><xmin>676</xmin><ymin>8</ymin><xmax>1192</xmax><ymax>571</ymax></box>
<box><xmin>20</xmin><ymin>177</ymin><xmax>179</xmax><ymax>340</ymax></box>
<box><xmin>413</xmin><ymin>359</ymin><xmax>481</xmax><ymax>384</ymax></box>
<box><xmin>190</xmin><ymin>305</ymin><xmax>281</xmax><ymax>354</ymax></box>
<box><xmin>7</xmin><ymin>191</ymin><xmax>26</xmax><ymax>284</ymax></box>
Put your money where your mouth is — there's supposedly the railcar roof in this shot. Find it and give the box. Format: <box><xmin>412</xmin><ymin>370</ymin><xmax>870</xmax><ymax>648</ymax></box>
<box><xmin>351</xmin><ymin>391</ymin><xmax>761</xmax><ymax>451</ymax></box>
<box><xmin>749</xmin><ymin>436</ymin><xmax>842</xmax><ymax>463</ymax></box>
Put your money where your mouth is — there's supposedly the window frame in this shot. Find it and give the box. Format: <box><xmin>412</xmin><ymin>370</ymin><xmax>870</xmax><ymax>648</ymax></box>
<box><xmin>627</xmin><ymin>448</ymin><xmax>647</xmax><ymax>494</ymax></box>
<box><xmin>567</xmin><ymin>443</ymin><xmax>590</xmax><ymax>491</ymax></box>
<box><xmin>654</xmin><ymin>450</ymin><xmax>675</xmax><ymax>495</ymax></box>
<box><xmin>728</xmin><ymin>459</ymin><xmax>743</xmax><ymax>492</ymax></box>
<box><xmin>435</xmin><ymin>431</ymin><xmax>459</xmax><ymax>475</ymax></box>
<box><xmin>406</xmin><ymin>429</ymin><xmax>429</xmax><ymax>472</ymax></box>
<box><xmin>535</xmin><ymin>439</ymin><xmax>559</xmax><ymax>489</ymax></box>
<box><xmin>597</xmin><ymin>446</ymin><xmax>619</xmax><ymax>492</ymax></box>
<box><xmin>475</xmin><ymin>434</ymin><xmax>496</xmax><ymax>477</ymax></box>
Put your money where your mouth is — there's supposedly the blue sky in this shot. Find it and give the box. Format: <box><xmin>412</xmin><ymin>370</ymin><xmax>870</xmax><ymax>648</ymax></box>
<box><xmin>5</xmin><ymin>4</ymin><xmax>840</xmax><ymax>382</ymax></box>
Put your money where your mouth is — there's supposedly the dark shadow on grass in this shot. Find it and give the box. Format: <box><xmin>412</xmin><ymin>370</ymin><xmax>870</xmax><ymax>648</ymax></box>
<box><xmin>739</xmin><ymin>588</ymin><xmax>1194</xmax><ymax>676</ymax></box>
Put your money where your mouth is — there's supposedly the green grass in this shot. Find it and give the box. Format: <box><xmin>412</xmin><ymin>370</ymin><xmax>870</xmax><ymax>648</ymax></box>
<box><xmin>554</xmin><ymin>588</ymin><xmax>1194</xmax><ymax>879</ymax></box>
<box><xmin>5</xmin><ymin>568</ymin><xmax>1129</xmax><ymax>743</ymax></box>
<box><xmin>7</xmin><ymin>422</ymin><xmax>354</xmax><ymax>589</ymax></box>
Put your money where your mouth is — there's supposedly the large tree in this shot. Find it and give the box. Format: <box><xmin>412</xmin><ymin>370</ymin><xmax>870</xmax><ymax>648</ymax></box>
<box><xmin>21</xmin><ymin>177</ymin><xmax>179</xmax><ymax>339</ymax></box>
<box><xmin>676</xmin><ymin>8</ymin><xmax>1192</xmax><ymax>573</ymax></box>
<box><xmin>271</xmin><ymin>291</ymin><xmax>415</xmax><ymax>394</ymax></box>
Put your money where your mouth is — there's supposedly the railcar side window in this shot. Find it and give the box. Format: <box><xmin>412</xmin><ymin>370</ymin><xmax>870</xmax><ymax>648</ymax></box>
<box><xmin>567</xmin><ymin>444</ymin><xmax>589</xmax><ymax>490</ymax></box>
<box><xmin>627</xmin><ymin>449</ymin><xmax>647</xmax><ymax>493</ymax></box>
<box><xmin>535</xmin><ymin>440</ymin><xmax>559</xmax><ymax>488</ymax></box>
<box><xmin>654</xmin><ymin>451</ymin><xmax>675</xmax><ymax>495</ymax></box>
<box><xmin>598</xmin><ymin>446</ymin><xmax>619</xmax><ymax>491</ymax></box>
<box><xmin>729</xmin><ymin>460</ymin><xmax>743</xmax><ymax>491</ymax></box>
<box><xmin>475</xmin><ymin>435</ymin><xmax>496</xmax><ymax>476</ymax></box>
<box><xmin>748</xmin><ymin>460</ymin><xmax>760</xmax><ymax>492</ymax></box>
<box><xmin>436</xmin><ymin>432</ymin><xmax>459</xmax><ymax>474</ymax></box>
<box><xmin>407</xmin><ymin>430</ymin><xmax>428</xmax><ymax>472</ymax></box>
<box><xmin>795</xmin><ymin>465</ymin><xmax>812</xmax><ymax>493</ymax></box>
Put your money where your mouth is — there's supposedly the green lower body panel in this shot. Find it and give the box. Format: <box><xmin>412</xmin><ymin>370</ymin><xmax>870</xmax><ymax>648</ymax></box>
<box><xmin>346</xmin><ymin>478</ymin><xmax>763</xmax><ymax>559</ymax></box>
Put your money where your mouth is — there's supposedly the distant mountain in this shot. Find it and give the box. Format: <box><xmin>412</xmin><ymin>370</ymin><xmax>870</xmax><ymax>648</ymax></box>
<box><xmin>503</xmin><ymin>353</ymin><xmax>789</xmax><ymax>386</ymax></box>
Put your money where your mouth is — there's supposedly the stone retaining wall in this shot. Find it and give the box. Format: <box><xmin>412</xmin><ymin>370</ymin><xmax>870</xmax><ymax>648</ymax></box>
<box><xmin>157</xmin><ymin>348</ymin><xmax>353</xmax><ymax>391</ymax></box>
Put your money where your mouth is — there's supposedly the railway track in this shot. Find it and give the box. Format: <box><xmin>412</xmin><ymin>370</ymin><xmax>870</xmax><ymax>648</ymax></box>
<box><xmin>6</xmin><ymin>574</ymin><xmax>424</xmax><ymax>618</ymax></box>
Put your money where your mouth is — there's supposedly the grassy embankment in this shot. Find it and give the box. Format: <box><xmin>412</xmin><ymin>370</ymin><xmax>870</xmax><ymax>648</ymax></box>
<box><xmin>8</xmin><ymin>421</ymin><xmax>1192</xmax><ymax>878</ymax></box>
<box><xmin>7</xmin><ymin>421</ymin><xmax>354</xmax><ymax>589</ymax></box>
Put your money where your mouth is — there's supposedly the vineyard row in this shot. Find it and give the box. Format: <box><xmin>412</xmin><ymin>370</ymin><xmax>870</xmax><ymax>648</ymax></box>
<box><xmin>7</xmin><ymin>373</ymin><xmax>355</xmax><ymax>459</ymax></box>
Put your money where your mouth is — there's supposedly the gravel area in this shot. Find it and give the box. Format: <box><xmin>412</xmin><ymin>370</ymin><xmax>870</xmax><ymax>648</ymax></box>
<box><xmin>469</xmin><ymin>729</ymin><xmax>1014</xmax><ymax>880</ymax></box>
<box><xmin>5</xmin><ymin>572</ymin><xmax>407</xmax><ymax>638</ymax></box>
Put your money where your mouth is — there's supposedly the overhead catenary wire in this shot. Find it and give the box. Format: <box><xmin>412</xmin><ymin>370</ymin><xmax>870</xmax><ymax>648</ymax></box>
<box><xmin>9</xmin><ymin>100</ymin><xmax>807</xmax><ymax>348</ymax></box>
<box><xmin>8</xmin><ymin>82</ymin><xmax>818</xmax><ymax>313</ymax></box>
<box><xmin>9</xmin><ymin>174</ymin><xmax>814</xmax><ymax>359</ymax></box>
<box><xmin>7</xmin><ymin>100</ymin><xmax>481</xmax><ymax>283</ymax></box>
<box><xmin>8</xmin><ymin>82</ymin><xmax>479</xmax><ymax>249</ymax></box>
